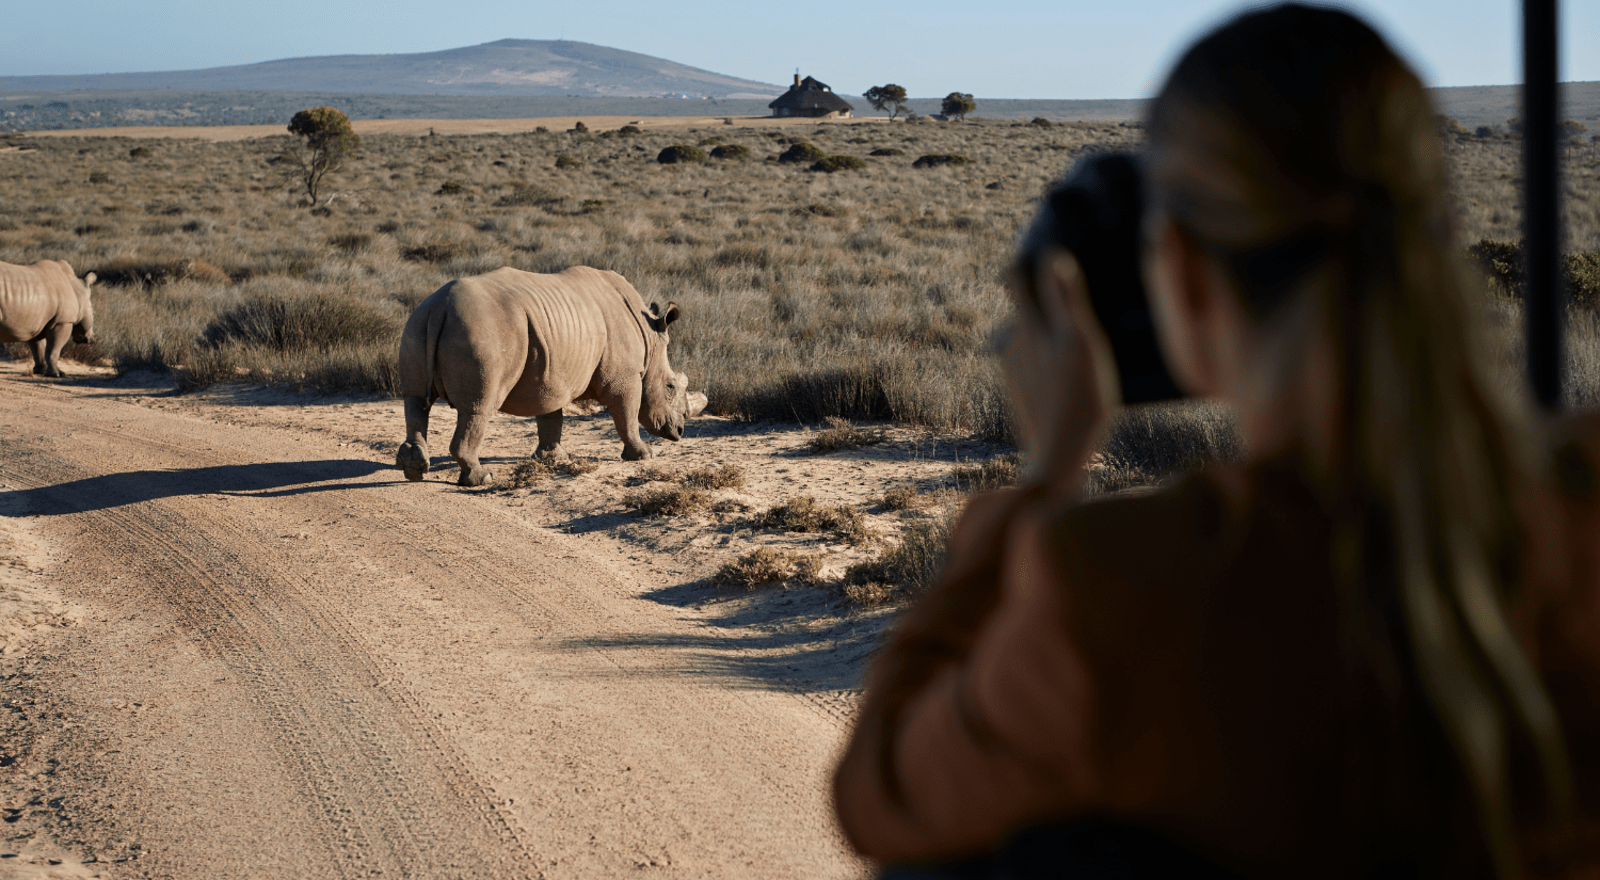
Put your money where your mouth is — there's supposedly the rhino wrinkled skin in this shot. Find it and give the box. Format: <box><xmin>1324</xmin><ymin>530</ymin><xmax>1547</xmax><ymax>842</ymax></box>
<box><xmin>396</xmin><ymin>266</ymin><xmax>707</xmax><ymax>487</ymax></box>
<box><xmin>0</xmin><ymin>260</ymin><xmax>96</xmax><ymax>378</ymax></box>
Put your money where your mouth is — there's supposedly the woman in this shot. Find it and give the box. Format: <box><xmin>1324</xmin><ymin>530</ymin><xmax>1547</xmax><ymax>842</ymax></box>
<box><xmin>832</xmin><ymin>5</ymin><xmax>1600</xmax><ymax>878</ymax></box>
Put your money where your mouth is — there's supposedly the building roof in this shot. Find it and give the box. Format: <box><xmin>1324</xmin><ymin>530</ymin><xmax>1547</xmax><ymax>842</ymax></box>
<box><xmin>768</xmin><ymin>75</ymin><xmax>854</xmax><ymax>114</ymax></box>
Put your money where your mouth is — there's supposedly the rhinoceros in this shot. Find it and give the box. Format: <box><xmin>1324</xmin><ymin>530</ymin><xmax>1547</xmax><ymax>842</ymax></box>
<box><xmin>395</xmin><ymin>266</ymin><xmax>707</xmax><ymax>486</ymax></box>
<box><xmin>0</xmin><ymin>260</ymin><xmax>96</xmax><ymax>378</ymax></box>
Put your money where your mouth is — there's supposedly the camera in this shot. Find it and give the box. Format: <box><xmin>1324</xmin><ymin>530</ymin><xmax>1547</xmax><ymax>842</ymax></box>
<box><xmin>1017</xmin><ymin>152</ymin><xmax>1184</xmax><ymax>405</ymax></box>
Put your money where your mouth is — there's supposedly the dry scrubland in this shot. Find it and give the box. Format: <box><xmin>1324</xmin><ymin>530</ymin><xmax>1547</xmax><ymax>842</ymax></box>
<box><xmin>1</xmin><ymin>120</ymin><xmax>1598</xmax><ymax>596</ymax></box>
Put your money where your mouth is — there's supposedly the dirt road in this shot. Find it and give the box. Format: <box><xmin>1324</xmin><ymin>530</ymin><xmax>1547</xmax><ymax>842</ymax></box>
<box><xmin>0</xmin><ymin>367</ymin><xmax>865</xmax><ymax>879</ymax></box>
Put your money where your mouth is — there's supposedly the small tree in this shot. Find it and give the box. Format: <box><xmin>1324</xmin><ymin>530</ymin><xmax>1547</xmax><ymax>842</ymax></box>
<box><xmin>941</xmin><ymin>92</ymin><xmax>976</xmax><ymax>121</ymax></box>
<box><xmin>282</xmin><ymin>106</ymin><xmax>360</xmax><ymax>206</ymax></box>
<box><xmin>863</xmin><ymin>84</ymin><xmax>909</xmax><ymax>120</ymax></box>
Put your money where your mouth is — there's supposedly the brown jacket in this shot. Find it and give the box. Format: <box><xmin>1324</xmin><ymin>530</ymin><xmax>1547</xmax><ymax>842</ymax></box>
<box><xmin>834</xmin><ymin>413</ymin><xmax>1600</xmax><ymax>878</ymax></box>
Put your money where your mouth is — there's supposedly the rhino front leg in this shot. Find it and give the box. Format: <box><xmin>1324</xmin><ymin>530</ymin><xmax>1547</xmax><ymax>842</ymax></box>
<box><xmin>396</xmin><ymin>395</ymin><xmax>432</xmax><ymax>481</ymax></box>
<box><xmin>610</xmin><ymin>385</ymin><xmax>653</xmax><ymax>461</ymax></box>
<box><xmin>27</xmin><ymin>338</ymin><xmax>49</xmax><ymax>376</ymax></box>
<box><xmin>534</xmin><ymin>411</ymin><xmax>568</xmax><ymax>460</ymax></box>
<box><xmin>449</xmin><ymin>406</ymin><xmax>495</xmax><ymax>487</ymax></box>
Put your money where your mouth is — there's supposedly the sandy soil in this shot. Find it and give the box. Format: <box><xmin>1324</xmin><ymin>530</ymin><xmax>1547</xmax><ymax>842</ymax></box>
<box><xmin>17</xmin><ymin>116</ymin><xmax>888</xmax><ymax>143</ymax></box>
<box><xmin>0</xmin><ymin>359</ymin><xmax>1005</xmax><ymax>878</ymax></box>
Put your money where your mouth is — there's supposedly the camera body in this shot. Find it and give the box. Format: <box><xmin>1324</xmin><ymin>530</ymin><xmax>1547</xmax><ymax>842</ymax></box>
<box><xmin>1018</xmin><ymin>152</ymin><xmax>1184</xmax><ymax>405</ymax></box>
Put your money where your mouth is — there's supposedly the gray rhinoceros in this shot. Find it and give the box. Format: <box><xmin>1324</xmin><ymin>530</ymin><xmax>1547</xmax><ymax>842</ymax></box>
<box><xmin>0</xmin><ymin>259</ymin><xmax>96</xmax><ymax>378</ymax></box>
<box><xmin>395</xmin><ymin>266</ymin><xmax>707</xmax><ymax>486</ymax></box>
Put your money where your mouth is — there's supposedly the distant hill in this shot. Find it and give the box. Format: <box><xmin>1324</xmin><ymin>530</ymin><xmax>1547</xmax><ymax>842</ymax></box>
<box><xmin>0</xmin><ymin>39</ymin><xmax>784</xmax><ymax>99</ymax></box>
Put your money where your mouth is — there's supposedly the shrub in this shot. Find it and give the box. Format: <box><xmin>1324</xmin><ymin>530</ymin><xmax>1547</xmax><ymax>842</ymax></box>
<box><xmin>499</xmin><ymin>456</ymin><xmax>600</xmax><ymax>489</ymax></box>
<box><xmin>1476</xmin><ymin>125</ymin><xmax>1499</xmax><ymax>138</ymax></box>
<box><xmin>682</xmin><ymin>463</ymin><xmax>746</xmax><ymax>490</ymax></box>
<box><xmin>618</xmin><ymin>125</ymin><xmax>642</xmax><ymax>136</ymax></box>
<box><xmin>710</xmin><ymin>144</ymin><xmax>750</xmax><ymax>160</ymax></box>
<box><xmin>712</xmin><ymin>547</ymin><xmax>823</xmax><ymax>590</ymax></box>
<box><xmin>88</xmin><ymin>171</ymin><xmax>111</xmax><ymax>184</ymax></box>
<box><xmin>657</xmin><ymin>144</ymin><xmax>707</xmax><ymax>165</ymax></box>
<box><xmin>329</xmin><ymin>232</ymin><xmax>372</xmax><ymax>252</ymax></box>
<box><xmin>759</xmin><ymin>495</ymin><xmax>874</xmax><ymax>545</ymax></box>
<box><xmin>1437</xmin><ymin>115</ymin><xmax>1470</xmax><ymax>138</ymax></box>
<box><xmin>1466</xmin><ymin>239</ymin><xmax>1600</xmax><ymax>308</ymax></box>
<box><xmin>806</xmin><ymin>416</ymin><xmax>888</xmax><ymax>452</ymax></box>
<box><xmin>201</xmin><ymin>294</ymin><xmax>400</xmax><ymax>352</ymax></box>
<box><xmin>435</xmin><ymin>180</ymin><xmax>465</xmax><ymax>195</ymax></box>
<box><xmin>913</xmin><ymin>154</ymin><xmax>972</xmax><ymax>169</ymax></box>
<box><xmin>842</xmin><ymin>510</ymin><xmax>955</xmax><ymax>603</ymax></box>
<box><xmin>401</xmin><ymin>241</ymin><xmax>469</xmax><ymax>263</ymax></box>
<box><xmin>878</xmin><ymin>486</ymin><xmax>924</xmax><ymax>511</ymax></box>
<box><xmin>868</xmin><ymin>147</ymin><xmax>905</xmax><ymax>157</ymax></box>
<box><xmin>625</xmin><ymin>485</ymin><xmax>709</xmax><ymax>517</ymax></box>
<box><xmin>555</xmin><ymin>155</ymin><xmax>585</xmax><ymax>169</ymax></box>
<box><xmin>129</xmin><ymin>146</ymin><xmax>151</xmax><ymax>158</ymax></box>
<box><xmin>1561</xmin><ymin>119</ymin><xmax>1590</xmax><ymax>140</ymax></box>
<box><xmin>493</xmin><ymin>184</ymin><xmax>563</xmax><ymax>208</ymax></box>
<box><xmin>1029</xmin><ymin>117</ymin><xmax>1054</xmax><ymax>128</ymax></box>
<box><xmin>92</xmin><ymin>258</ymin><xmax>228</xmax><ymax>287</ymax></box>
<box><xmin>777</xmin><ymin>142</ymin><xmax>826</xmax><ymax>164</ymax></box>
<box><xmin>570</xmin><ymin>121</ymin><xmax>588</xmax><ymax>133</ymax></box>
<box><xmin>949</xmin><ymin>452</ymin><xmax>1023</xmax><ymax>493</ymax></box>
<box><xmin>811</xmin><ymin>155</ymin><xmax>867</xmax><ymax>173</ymax></box>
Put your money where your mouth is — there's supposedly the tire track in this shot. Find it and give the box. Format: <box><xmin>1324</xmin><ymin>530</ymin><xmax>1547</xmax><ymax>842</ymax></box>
<box><xmin>2</xmin><ymin>439</ymin><xmax>542</xmax><ymax>879</ymax></box>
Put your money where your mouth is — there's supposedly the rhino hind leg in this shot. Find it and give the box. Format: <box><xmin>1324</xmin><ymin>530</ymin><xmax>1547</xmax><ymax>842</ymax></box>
<box><xmin>449</xmin><ymin>406</ymin><xmax>495</xmax><ymax>487</ymax></box>
<box><xmin>396</xmin><ymin>395</ymin><xmax>433</xmax><ymax>481</ymax></box>
<box><xmin>533</xmin><ymin>411</ymin><xmax>568</xmax><ymax>460</ymax></box>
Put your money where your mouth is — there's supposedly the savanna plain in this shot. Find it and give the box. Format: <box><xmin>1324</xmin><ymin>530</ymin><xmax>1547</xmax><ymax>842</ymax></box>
<box><xmin>1</xmin><ymin>114</ymin><xmax>1599</xmax><ymax>878</ymax></box>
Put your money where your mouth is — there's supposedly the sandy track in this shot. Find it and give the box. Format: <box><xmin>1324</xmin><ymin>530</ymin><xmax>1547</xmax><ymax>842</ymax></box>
<box><xmin>0</xmin><ymin>369</ymin><xmax>862</xmax><ymax>879</ymax></box>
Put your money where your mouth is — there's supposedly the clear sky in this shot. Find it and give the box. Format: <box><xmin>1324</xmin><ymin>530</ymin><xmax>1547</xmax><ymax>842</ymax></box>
<box><xmin>7</xmin><ymin>1</ymin><xmax>1595</xmax><ymax>99</ymax></box>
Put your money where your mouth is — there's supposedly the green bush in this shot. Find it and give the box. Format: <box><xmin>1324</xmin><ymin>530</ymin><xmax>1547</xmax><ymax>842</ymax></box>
<box><xmin>912</xmin><ymin>154</ymin><xmax>972</xmax><ymax>169</ymax></box>
<box><xmin>1029</xmin><ymin>117</ymin><xmax>1054</xmax><ymax>128</ymax></box>
<box><xmin>618</xmin><ymin>124</ymin><xmax>642</xmax><ymax>136</ymax></box>
<box><xmin>435</xmin><ymin>180</ymin><xmax>465</xmax><ymax>195</ymax></box>
<box><xmin>1437</xmin><ymin>115</ymin><xmax>1470</xmax><ymax>138</ymax></box>
<box><xmin>129</xmin><ymin>146</ymin><xmax>151</xmax><ymax>158</ymax></box>
<box><xmin>570</xmin><ymin>121</ymin><xmax>588</xmax><ymax>133</ymax></box>
<box><xmin>811</xmin><ymin>155</ymin><xmax>867</xmax><ymax>173</ymax></box>
<box><xmin>710</xmin><ymin>144</ymin><xmax>750</xmax><ymax>160</ymax></box>
<box><xmin>868</xmin><ymin>147</ymin><xmax>905</xmax><ymax>157</ymax></box>
<box><xmin>1466</xmin><ymin>238</ymin><xmax>1600</xmax><ymax>308</ymax></box>
<box><xmin>88</xmin><ymin>171</ymin><xmax>111</xmax><ymax>184</ymax></box>
<box><xmin>555</xmin><ymin>155</ymin><xmax>585</xmax><ymax>169</ymax></box>
<box><xmin>777</xmin><ymin>142</ymin><xmax>826</xmax><ymax>164</ymax></box>
<box><xmin>657</xmin><ymin>144</ymin><xmax>708</xmax><ymax>165</ymax></box>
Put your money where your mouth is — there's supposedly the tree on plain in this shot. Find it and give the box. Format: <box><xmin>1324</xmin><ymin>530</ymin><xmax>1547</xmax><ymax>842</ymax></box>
<box><xmin>941</xmin><ymin>92</ymin><xmax>976</xmax><ymax>121</ymax></box>
<box><xmin>864</xmin><ymin>84</ymin><xmax>909</xmax><ymax>120</ymax></box>
<box><xmin>281</xmin><ymin>106</ymin><xmax>361</xmax><ymax>207</ymax></box>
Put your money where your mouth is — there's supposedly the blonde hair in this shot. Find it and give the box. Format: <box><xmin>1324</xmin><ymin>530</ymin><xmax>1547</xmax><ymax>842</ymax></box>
<box><xmin>1147</xmin><ymin>6</ymin><xmax>1570</xmax><ymax>876</ymax></box>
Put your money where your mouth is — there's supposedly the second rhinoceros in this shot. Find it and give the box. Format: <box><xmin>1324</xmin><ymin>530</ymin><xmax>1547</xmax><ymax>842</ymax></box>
<box><xmin>0</xmin><ymin>259</ymin><xmax>96</xmax><ymax>378</ymax></box>
<box><xmin>396</xmin><ymin>266</ymin><xmax>706</xmax><ymax>486</ymax></box>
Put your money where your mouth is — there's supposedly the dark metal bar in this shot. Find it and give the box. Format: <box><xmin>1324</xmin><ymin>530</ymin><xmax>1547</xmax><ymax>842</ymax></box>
<box><xmin>1524</xmin><ymin>0</ymin><xmax>1563</xmax><ymax>409</ymax></box>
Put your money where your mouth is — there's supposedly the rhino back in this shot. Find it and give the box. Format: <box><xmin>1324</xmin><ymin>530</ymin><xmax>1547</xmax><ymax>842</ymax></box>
<box><xmin>0</xmin><ymin>260</ymin><xmax>74</xmax><ymax>343</ymax></box>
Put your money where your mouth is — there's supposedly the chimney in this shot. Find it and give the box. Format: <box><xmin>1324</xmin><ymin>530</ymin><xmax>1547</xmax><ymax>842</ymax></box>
<box><xmin>793</xmin><ymin>73</ymin><xmax>801</xmax><ymax>87</ymax></box>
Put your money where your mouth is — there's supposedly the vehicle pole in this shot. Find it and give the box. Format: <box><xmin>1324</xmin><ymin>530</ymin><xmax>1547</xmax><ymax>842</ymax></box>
<box><xmin>1524</xmin><ymin>0</ymin><xmax>1563</xmax><ymax>409</ymax></box>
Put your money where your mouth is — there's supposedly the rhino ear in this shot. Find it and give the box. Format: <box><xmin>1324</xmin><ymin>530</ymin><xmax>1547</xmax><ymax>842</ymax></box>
<box><xmin>660</xmin><ymin>302</ymin><xmax>680</xmax><ymax>328</ymax></box>
<box><xmin>83</xmin><ymin>271</ymin><xmax>97</xmax><ymax>287</ymax></box>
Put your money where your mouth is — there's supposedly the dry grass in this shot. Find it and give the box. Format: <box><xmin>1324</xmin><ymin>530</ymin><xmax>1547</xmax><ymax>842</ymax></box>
<box><xmin>949</xmin><ymin>451</ymin><xmax>1025</xmax><ymax>493</ymax></box>
<box><xmin>757</xmin><ymin>495</ymin><xmax>876</xmax><ymax>545</ymax></box>
<box><xmin>843</xmin><ymin>508</ymin><xmax>957</xmax><ymax>604</ymax></box>
<box><xmin>497</xmin><ymin>455</ymin><xmax>600</xmax><ymax>490</ymax></box>
<box><xmin>624</xmin><ymin>485</ymin><xmax>710</xmax><ymax>517</ymax></box>
<box><xmin>710</xmin><ymin>547</ymin><xmax>824</xmax><ymax>591</ymax></box>
<box><xmin>681</xmin><ymin>463</ymin><xmax>746</xmax><ymax>490</ymax></box>
<box><xmin>805</xmin><ymin>416</ymin><xmax>888</xmax><ymax>453</ymax></box>
<box><xmin>1</xmin><ymin>122</ymin><xmax>1594</xmax><ymax>469</ymax></box>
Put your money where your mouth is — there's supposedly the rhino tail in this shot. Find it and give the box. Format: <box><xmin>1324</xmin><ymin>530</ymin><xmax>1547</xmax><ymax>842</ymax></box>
<box><xmin>423</xmin><ymin>295</ymin><xmax>449</xmax><ymax>404</ymax></box>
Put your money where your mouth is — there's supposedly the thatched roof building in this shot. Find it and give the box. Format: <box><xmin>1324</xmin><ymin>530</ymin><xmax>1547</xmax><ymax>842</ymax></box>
<box><xmin>768</xmin><ymin>74</ymin><xmax>853</xmax><ymax>119</ymax></box>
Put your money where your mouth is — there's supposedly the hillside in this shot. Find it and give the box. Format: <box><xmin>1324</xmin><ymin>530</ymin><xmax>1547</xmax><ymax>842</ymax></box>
<box><xmin>0</xmin><ymin>39</ymin><xmax>784</xmax><ymax>99</ymax></box>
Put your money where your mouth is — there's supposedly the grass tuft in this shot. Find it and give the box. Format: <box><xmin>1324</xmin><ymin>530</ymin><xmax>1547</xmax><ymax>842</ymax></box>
<box><xmin>711</xmin><ymin>547</ymin><xmax>823</xmax><ymax>590</ymax></box>
<box><xmin>625</xmin><ymin>485</ymin><xmax>710</xmax><ymax>517</ymax></box>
